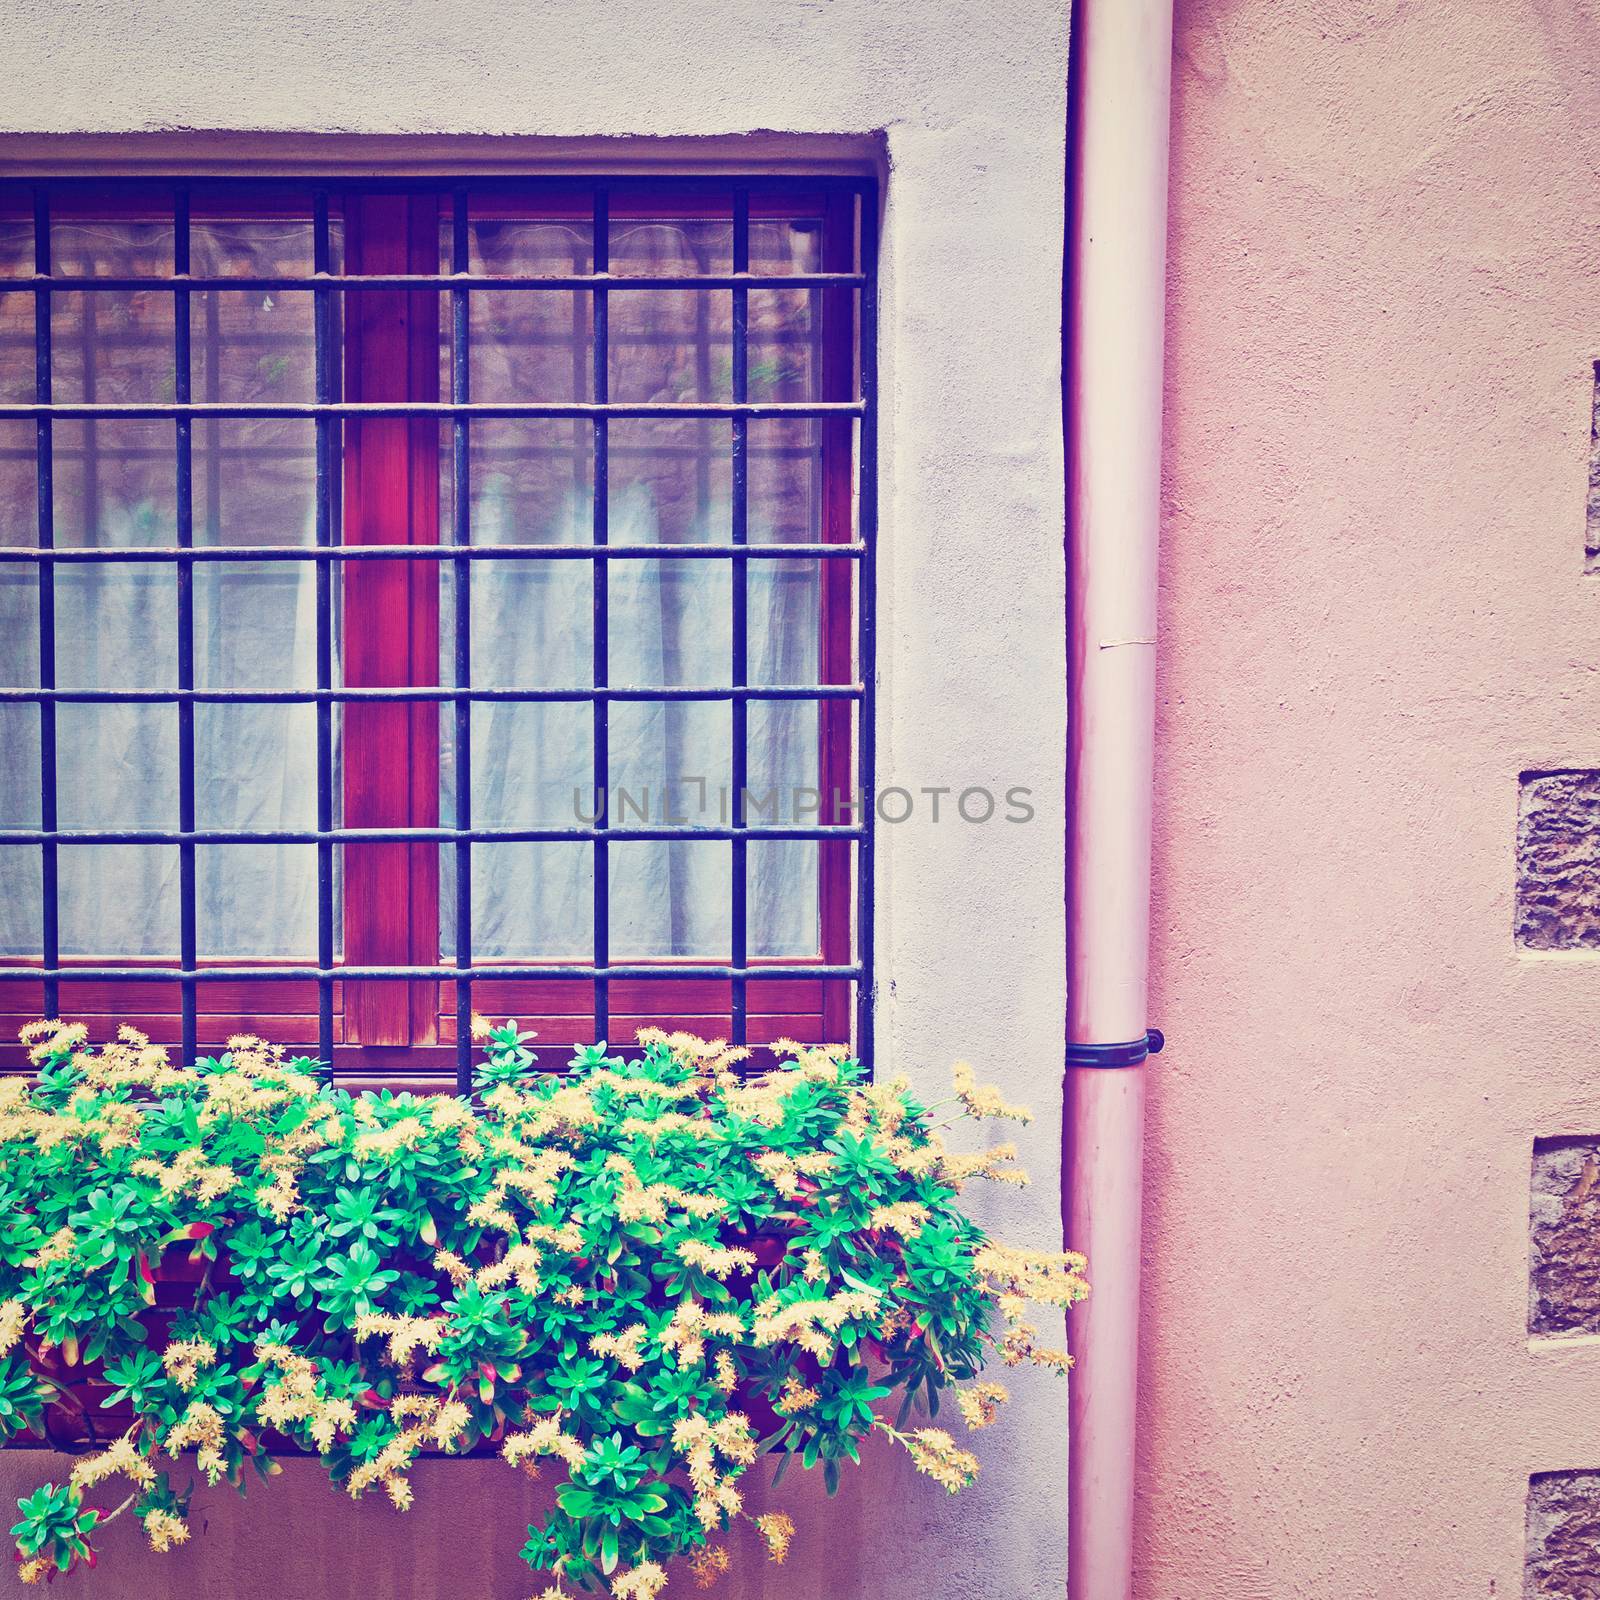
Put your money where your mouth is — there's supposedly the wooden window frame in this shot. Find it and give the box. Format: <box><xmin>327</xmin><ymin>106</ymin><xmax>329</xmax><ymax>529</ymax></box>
<box><xmin>0</xmin><ymin>179</ymin><xmax>865</xmax><ymax>1082</ymax></box>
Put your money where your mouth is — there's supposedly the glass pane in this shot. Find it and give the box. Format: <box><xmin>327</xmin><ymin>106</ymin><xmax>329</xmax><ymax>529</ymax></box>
<box><xmin>609</xmin><ymin>419</ymin><xmax>731</xmax><ymax>545</ymax></box>
<box><xmin>451</xmin><ymin>843</ymin><xmax>592</xmax><ymax>961</ymax></box>
<box><xmin>0</xmin><ymin>208</ymin><xmax>332</xmax><ymax>965</ymax></box>
<box><xmin>0</xmin><ymin>216</ymin><xmax>43</xmax><ymax>958</ymax></box>
<box><xmin>190</xmin><ymin>212</ymin><xmax>328</xmax><ymax>959</ymax></box>
<box><xmin>198</xmin><ymin>846</ymin><xmax>316</xmax><ymax>961</ymax></box>
<box><xmin>449</xmin><ymin>202</ymin><xmax>834</xmax><ymax>969</ymax></box>
<box><xmin>59</xmin><ymin>846</ymin><xmax>179</xmax><ymax>959</ymax></box>
<box><xmin>610</xmin><ymin>840</ymin><xmax>730</xmax><ymax>960</ymax></box>
<box><xmin>0</xmin><ymin>707</ymin><xmax>40</xmax><ymax>958</ymax></box>
<box><xmin>50</xmin><ymin>215</ymin><xmax>175</xmax><ymax>403</ymax></box>
<box><xmin>464</xmin><ymin>214</ymin><xmax>590</xmax><ymax>404</ymax></box>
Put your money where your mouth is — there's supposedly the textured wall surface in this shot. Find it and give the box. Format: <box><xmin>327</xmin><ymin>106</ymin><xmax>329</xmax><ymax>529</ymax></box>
<box><xmin>1151</xmin><ymin>1</ymin><xmax>1600</xmax><ymax>1596</ymax></box>
<box><xmin>0</xmin><ymin>2</ymin><xmax>1071</xmax><ymax>1597</ymax></box>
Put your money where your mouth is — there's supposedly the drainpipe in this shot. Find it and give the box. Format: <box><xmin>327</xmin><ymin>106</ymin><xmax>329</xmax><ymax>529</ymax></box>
<box><xmin>1064</xmin><ymin>2</ymin><xmax>1173</xmax><ymax>1600</ymax></box>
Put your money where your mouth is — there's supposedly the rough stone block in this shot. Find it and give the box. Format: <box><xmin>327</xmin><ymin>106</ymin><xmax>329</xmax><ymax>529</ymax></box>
<box><xmin>1527</xmin><ymin>1472</ymin><xmax>1600</xmax><ymax>1598</ymax></box>
<box><xmin>1517</xmin><ymin>772</ymin><xmax>1600</xmax><ymax>950</ymax></box>
<box><xmin>1587</xmin><ymin>363</ymin><xmax>1600</xmax><ymax>572</ymax></box>
<box><xmin>1530</xmin><ymin>1139</ymin><xmax>1600</xmax><ymax>1335</ymax></box>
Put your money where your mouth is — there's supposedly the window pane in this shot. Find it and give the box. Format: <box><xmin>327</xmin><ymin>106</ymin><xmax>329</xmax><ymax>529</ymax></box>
<box><xmin>191</xmin><ymin>214</ymin><xmax>328</xmax><ymax>961</ymax></box>
<box><xmin>59</xmin><ymin>846</ymin><xmax>179</xmax><ymax>959</ymax></box>
<box><xmin>0</xmin><ymin>207</ymin><xmax>330</xmax><ymax>968</ymax></box>
<box><xmin>453</xmin><ymin>843</ymin><xmax>592</xmax><ymax>961</ymax></box>
<box><xmin>198</xmin><ymin>845</ymin><xmax>317</xmax><ymax>960</ymax></box>
<box><xmin>609</xmin><ymin>419</ymin><xmax>731</xmax><ymax>545</ymax></box>
<box><xmin>446</xmin><ymin>203</ymin><xmax>834</xmax><ymax>973</ymax></box>
<box><xmin>610</xmin><ymin>840</ymin><xmax>730</xmax><ymax>960</ymax></box>
<box><xmin>0</xmin><ymin>707</ymin><xmax>40</xmax><ymax>958</ymax></box>
<box><xmin>464</xmin><ymin>214</ymin><xmax>591</xmax><ymax>404</ymax></box>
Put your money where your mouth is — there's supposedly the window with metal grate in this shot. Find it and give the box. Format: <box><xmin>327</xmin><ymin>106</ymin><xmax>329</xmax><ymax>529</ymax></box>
<box><xmin>0</xmin><ymin>177</ymin><xmax>877</xmax><ymax>1091</ymax></box>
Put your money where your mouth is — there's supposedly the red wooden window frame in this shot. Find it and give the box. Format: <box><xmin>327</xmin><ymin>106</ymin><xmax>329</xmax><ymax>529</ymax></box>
<box><xmin>0</xmin><ymin>183</ymin><xmax>857</xmax><ymax>1079</ymax></box>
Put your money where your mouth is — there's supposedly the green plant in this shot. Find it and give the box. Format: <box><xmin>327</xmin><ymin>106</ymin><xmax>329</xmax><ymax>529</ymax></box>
<box><xmin>0</xmin><ymin>1020</ymin><xmax>1086</xmax><ymax>1595</ymax></box>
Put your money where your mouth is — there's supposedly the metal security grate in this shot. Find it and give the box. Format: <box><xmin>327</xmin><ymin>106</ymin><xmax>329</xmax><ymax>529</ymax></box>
<box><xmin>0</xmin><ymin>176</ymin><xmax>878</xmax><ymax>1091</ymax></box>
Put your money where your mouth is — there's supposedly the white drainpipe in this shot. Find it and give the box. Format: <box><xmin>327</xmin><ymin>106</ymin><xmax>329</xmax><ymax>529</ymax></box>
<box><xmin>1064</xmin><ymin>2</ymin><xmax>1174</xmax><ymax>1599</ymax></box>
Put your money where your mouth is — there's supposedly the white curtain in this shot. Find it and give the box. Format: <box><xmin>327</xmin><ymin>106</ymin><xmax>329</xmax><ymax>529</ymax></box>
<box><xmin>0</xmin><ymin>206</ymin><xmax>825</xmax><ymax>965</ymax></box>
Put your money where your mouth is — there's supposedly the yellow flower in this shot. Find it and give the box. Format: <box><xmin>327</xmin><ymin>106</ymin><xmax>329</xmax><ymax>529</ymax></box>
<box><xmin>974</xmin><ymin>1242</ymin><xmax>1090</xmax><ymax>1310</ymax></box>
<box><xmin>591</xmin><ymin>1323</ymin><xmax>649</xmax><ymax>1373</ymax></box>
<box><xmin>24</xmin><ymin>1020</ymin><xmax>87</xmax><ymax>1064</ymax></box>
<box><xmin>434</xmin><ymin>1249</ymin><xmax>472</xmax><ymax>1285</ymax></box>
<box><xmin>26</xmin><ymin>1227</ymin><xmax>74</xmax><ymax>1268</ymax></box>
<box><xmin>776</xmin><ymin>1377</ymin><xmax>819</xmax><ymax>1415</ymax></box>
<box><xmin>689</xmin><ymin>1544</ymin><xmax>731</xmax><ymax>1588</ymax></box>
<box><xmin>70</xmin><ymin>1429</ymin><xmax>156</xmax><ymax>1491</ymax></box>
<box><xmin>904</xmin><ymin>1428</ymin><xmax>981</xmax><ymax>1493</ymax></box>
<box><xmin>162</xmin><ymin>1339</ymin><xmax>217</xmax><ymax>1392</ymax></box>
<box><xmin>956</xmin><ymin>1381</ymin><xmax>1009</xmax><ymax>1429</ymax></box>
<box><xmin>503</xmin><ymin>1414</ymin><xmax>587</xmax><ymax>1474</ymax></box>
<box><xmin>750</xmin><ymin>1288</ymin><xmax>881</xmax><ymax>1360</ymax></box>
<box><xmin>678</xmin><ymin>1239</ymin><xmax>757</xmax><ymax>1280</ymax></box>
<box><xmin>165</xmin><ymin>1401</ymin><xmax>227</xmax><ymax>1483</ymax></box>
<box><xmin>0</xmin><ymin>1298</ymin><xmax>27</xmax><ymax>1358</ymax></box>
<box><xmin>751</xmin><ymin>1150</ymin><xmax>801</xmax><ymax>1197</ymax></box>
<box><xmin>433</xmin><ymin>1400</ymin><xmax>472</xmax><ymax>1451</ymax></box>
<box><xmin>868</xmin><ymin>1201</ymin><xmax>929</xmax><ymax>1237</ymax></box>
<box><xmin>256</xmin><ymin>1171</ymin><xmax>301</xmax><ymax>1221</ymax></box>
<box><xmin>611</xmin><ymin>1562</ymin><xmax>669</xmax><ymax>1599</ymax></box>
<box><xmin>144</xmin><ymin>1509</ymin><xmax>190</xmax><ymax>1553</ymax></box>
<box><xmin>754</xmin><ymin>1512</ymin><xmax>795</xmax><ymax>1564</ymax></box>
<box><xmin>951</xmin><ymin>1061</ymin><xmax>1033</xmax><ymax>1123</ymax></box>
<box><xmin>941</xmin><ymin>1143</ymin><xmax>1030</xmax><ymax>1188</ymax></box>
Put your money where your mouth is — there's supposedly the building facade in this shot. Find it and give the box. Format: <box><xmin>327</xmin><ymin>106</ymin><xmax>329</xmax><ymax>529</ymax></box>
<box><xmin>6</xmin><ymin>1</ymin><xmax>1600</xmax><ymax>1598</ymax></box>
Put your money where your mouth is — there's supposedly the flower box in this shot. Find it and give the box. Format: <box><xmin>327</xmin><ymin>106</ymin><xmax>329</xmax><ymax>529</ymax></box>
<box><xmin>0</xmin><ymin>1022</ymin><xmax>1084</xmax><ymax>1595</ymax></box>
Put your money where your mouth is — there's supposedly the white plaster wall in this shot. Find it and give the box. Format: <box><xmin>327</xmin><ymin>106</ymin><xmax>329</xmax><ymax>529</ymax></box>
<box><xmin>0</xmin><ymin>4</ymin><xmax>1072</xmax><ymax>1596</ymax></box>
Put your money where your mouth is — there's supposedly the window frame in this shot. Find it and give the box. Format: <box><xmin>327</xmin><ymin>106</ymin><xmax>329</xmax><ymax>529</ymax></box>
<box><xmin>0</xmin><ymin>174</ymin><xmax>878</xmax><ymax>1088</ymax></box>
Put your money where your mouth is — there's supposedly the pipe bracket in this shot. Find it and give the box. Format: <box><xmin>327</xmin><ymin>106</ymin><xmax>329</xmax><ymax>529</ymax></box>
<box><xmin>1065</xmin><ymin>1028</ymin><xmax>1164</xmax><ymax>1069</ymax></box>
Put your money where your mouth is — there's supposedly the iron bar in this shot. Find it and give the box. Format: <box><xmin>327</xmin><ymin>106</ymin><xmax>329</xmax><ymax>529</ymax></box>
<box><xmin>0</xmin><ymin>685</ymin><xmax>862</xmax><ymax>704</ymax></box>
<box><xmin>730</xmin><ymin>188</ymin><xmax>750</xmax><ymax>1047</ymax></box>
<box><xmin>592</xmin><ymin>187</ymin><xmax>611</xmax><ymax>1050</ymax></box>
<box><xmin>451</xmin><ymin>187</ymin><xmax>473</xmax><ymax>1096</ymax></box>
<box><xmin>31</xmin><ymin>188</ymin><xmax>58</xmax><ymax>1025</ymax></box>
<box><xmin>312</xmin><ymin>191</ymin><xmax>336</xmax><ymax>1076</ymax></box>
<box><xmin>0</xmin><ymin>400</ymin><xmax>861</xmax><ymax>421</ymax></box>
<box><xmin>0</xmin><ymin>825</ymin><xmax>864</xmax><ymax>846</ymax></box>
<box><xmin>24</xmin><ymin>963</ymin><xmax>860</xmax><ymax>983</ymax></box>
<box><xmin>855</xmin><ymin>182</ymin><xmax>879</xmax><ymax>1067</ymax></box>
<box><xmin>0</xmin><ymin>542</ymin><xmax>863</xmax><ymax>564</ymax></box>
<box><xmin>174</xmin><ymin>189</ymin><xmax>197</xmax><ymax>1063</ymax></box>
<box><xmin>12</xmin><ymin>271</ymin><xmax>864</xmax><ymax>293</ymax></box>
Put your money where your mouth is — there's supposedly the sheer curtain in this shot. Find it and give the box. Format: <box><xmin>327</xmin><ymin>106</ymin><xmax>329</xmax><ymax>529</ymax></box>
<box><xmin>0</xmin><ymin>213</ymin><xmax>325</xmax><ymax>960</ymax></box>
<box><xmin>440</xmin><ymin>207</ymin><xmax>825</xmax><ymax>963</ymax></box>
<box><xmin>0</xmin><ymin>203</ymin><xmax>825</xmax><ymax>966</ymax></box>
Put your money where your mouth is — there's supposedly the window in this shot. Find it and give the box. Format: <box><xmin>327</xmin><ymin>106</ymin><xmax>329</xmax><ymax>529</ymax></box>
<box><xmin>0</xmin><ymin>176</ymin><xmax>876</xmax><ymax>1087</ymax></box>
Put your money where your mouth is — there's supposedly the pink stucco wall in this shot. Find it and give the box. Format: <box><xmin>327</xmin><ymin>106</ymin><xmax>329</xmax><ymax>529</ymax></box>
<box><xmin>1145</xmin><ymin>1</ymin><xmax>1600</xmax><ymax>1593</ymax></box>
